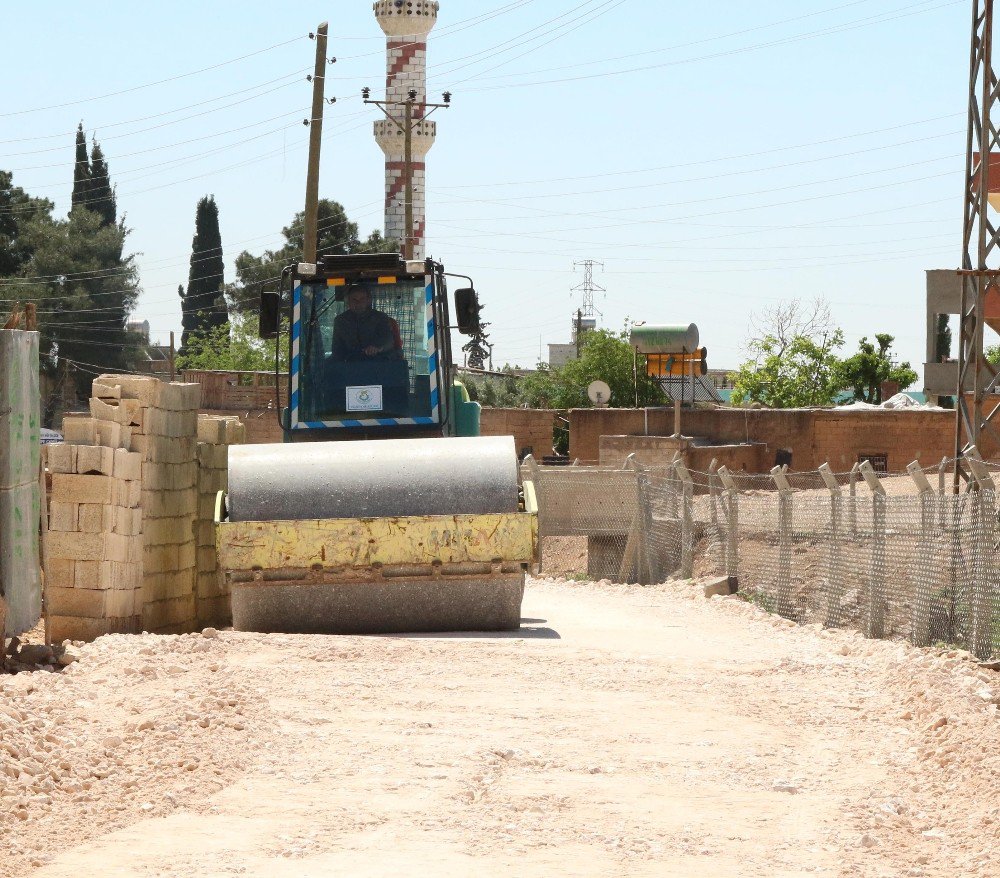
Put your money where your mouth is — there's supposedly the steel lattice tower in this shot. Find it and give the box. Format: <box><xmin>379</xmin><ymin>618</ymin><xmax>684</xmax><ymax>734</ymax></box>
<box><xmin>571</xmin><ymin>260</ymin><xmax>605</xmax><ymax>318</ymax></box>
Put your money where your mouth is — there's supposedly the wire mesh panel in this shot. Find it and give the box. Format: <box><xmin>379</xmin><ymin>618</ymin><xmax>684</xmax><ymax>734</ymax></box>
<box><xmin>528</xmin><ymin>456</ymin><xmax>1000</xmax><ymax>657</ymax></box>
<box><xmin>531</xmin><ymin>466</ymin><xmax>642</xmax><ymax>581</ymax></box>
<box><xmin>733</xmin><ymin>492</ymin><xmax>786</xmax><ymax>617</ymax></box>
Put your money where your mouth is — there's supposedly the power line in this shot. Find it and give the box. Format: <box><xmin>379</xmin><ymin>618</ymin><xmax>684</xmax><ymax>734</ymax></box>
<box><xmin>439</xmin><ymin>0</ymin><xmax>880</xmax><ymax>84</ymax></box>
<box><xmin>0</xmin><ymin>72</ymin><xmax>310</xmax><ymax>152</ymax></box>
<box><xmin>0</xmin><ymin>35</ymin><xmax>307</xmax><ymax>118</ymax></box>
<box><xmin>458</xmin><ymin>0</ymin><xmax>963</xmax><ymax>92</ymax></box>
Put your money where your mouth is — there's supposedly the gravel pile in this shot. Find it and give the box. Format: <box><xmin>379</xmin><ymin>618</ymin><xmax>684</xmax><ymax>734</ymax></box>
<box><xmin>0</xmin><ymin>628</ymin><xmax>273</xmax><ymax>872</ymax></box>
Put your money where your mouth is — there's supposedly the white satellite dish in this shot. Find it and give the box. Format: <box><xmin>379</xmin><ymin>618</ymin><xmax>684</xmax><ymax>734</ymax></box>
<box><xmin>587</xmin><ymin>379</ymin><xmax>611</xmax><ymax>407</ymax></box>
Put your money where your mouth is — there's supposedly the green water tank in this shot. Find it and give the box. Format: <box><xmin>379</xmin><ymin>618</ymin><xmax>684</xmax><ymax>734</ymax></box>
<box><xmin>629</xmin><ymin>323</ymin><xmax>699</xmax><ymax>354</ymax></box>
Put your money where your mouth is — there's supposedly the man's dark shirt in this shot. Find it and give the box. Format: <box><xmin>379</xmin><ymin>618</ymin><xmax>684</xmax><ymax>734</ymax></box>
<box><xmin>331</xmin><ymin>308</ymin><xmax>396</xmax><ymax>361</ymax></box>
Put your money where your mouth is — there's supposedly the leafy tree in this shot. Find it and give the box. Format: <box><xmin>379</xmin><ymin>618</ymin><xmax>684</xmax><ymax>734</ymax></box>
<box><xmin>732</xmin><ymin>296</ymin><xmax>847</xmax><ymax>408</ymax></box>
<box><xmin>730</xmin><ymin>330</ymin><xmax>845</xmax><ymax>408</ymax></box>
<box><xmin>837</xmin><ymin>333</ymin><xmax>917</xmax><ymax>404</ymax></box>
<box><xmin>175</xmin><ymin>313</ymin><xmax>286</xmax><ymax>372</ymax></box>
<box><xmin>180</xmin><ymin>195</ymin><xmax>227</xmax><ymax>351</ymax></box>
<box><xmin>71</xmin><ymin>124</ymin><xmax>90</xmax><ymax>211</ymax></box>
<box><xmin>8</xmin><ymin>208</ymin><xmax>142</xmax><ymax>404</ymax></box>
<box><xmin>464</xmin><ymin>325</ymin><xmax>663</xmax><ymax>410</ymax></box>
<box><xmin>228</xmin><ymin>199</ymin><xmax>393</xmax><ymax>313</ymax></box>
<box><xmin>0</xmin><ymin>170</ymin><xmax>52</xmax><ymax>277</ymax></box>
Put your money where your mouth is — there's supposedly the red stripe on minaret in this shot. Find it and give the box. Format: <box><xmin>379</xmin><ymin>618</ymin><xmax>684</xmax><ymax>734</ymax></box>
<box><xmin>385</xmin><ymin>159</ymin><xmax>426</xmax><ymax>206</ymax></box>
<box><xmin>386</xmin><ymin>41</ymin><xmax>424</xmax><ymax>81</ymax></box>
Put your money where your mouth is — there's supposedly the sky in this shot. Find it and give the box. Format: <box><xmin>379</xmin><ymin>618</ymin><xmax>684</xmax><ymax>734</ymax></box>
<box><xmin>0</xmin><ymin>0</ymin><xmax>974</xmax><ymax>378</ymax></box>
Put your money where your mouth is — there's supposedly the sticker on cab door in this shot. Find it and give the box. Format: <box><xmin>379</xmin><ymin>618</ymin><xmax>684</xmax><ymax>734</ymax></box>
<box><xmin>346</xmin><ymin>385</ymin><xmax>383</xmax><ymax>412</ymax></box>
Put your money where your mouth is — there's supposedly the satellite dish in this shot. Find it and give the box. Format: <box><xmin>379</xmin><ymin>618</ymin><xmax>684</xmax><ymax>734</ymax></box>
<box><xmin>587</xmin><ymin>380</ymin><xmax>611</xmax><ymax>407</ymax></box>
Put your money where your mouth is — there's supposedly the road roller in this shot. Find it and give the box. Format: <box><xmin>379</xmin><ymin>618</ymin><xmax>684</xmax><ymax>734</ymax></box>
<box><xmin>215</xmin><ymin>253</ymin><xmax>537</xmax><ymax>633</ymax></box>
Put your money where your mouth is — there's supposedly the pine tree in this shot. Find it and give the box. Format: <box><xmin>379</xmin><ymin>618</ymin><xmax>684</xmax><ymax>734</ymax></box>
<box><xmin>180</xmin><ymin>196</ymin><xmax>227</xmax><ymax>351</ymax></box>
<box><xmin>88</xmin><ymin>139</ymin><xmax>117</xmax><ymax>228</ymax></box>
<box><xmin>71</xmin><ymin>123</ymin><xmax>90</xmax><ymax>211</ymax></box>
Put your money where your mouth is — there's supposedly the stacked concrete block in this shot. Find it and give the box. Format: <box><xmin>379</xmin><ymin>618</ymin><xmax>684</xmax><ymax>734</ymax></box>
<box><xmin>94</xmin><ymin>375</ymin><xmax>201</xmax><ymax>635</ymax></box>
<box><xmin>195</xmin><ymin>415</ymin><xmax>245</xmax><ymax>627</ymax></box>
<box><xmin>45</xmin><ymin>438</ymin><xmax>144</xmax><ymax>643</ymax></box>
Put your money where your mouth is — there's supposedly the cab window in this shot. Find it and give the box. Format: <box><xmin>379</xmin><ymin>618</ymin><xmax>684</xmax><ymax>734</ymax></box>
<box><xmin>298</xmin><ymin>280</ymin><xmax>435</xmax><ymax>421</ymax></box>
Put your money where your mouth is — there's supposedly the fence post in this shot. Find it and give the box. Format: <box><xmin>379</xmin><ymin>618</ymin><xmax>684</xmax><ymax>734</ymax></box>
<box><xmin>771</xmin><ymin>465</ymin><xmax>795</xmax><ymax>619</ymax></box>
<box><xmin>718</xmin><ymin>466</ymin><xmax>739</xmax><ymax>588</ymax></box>
<box><xmin>708</xmin><ymin>458</ymin><xmax>720</xmax><ymax>529</ymax></box>
<box><xmin>858</xmin><ymin>459</ymin><xmax>887</xmax><ymax>639</ymax></box>
<box><xmin>937</xmin><ymin>456</ymin><xmax>948</xmax><ymax>529</ymax></box>
<box><xmin>665</xmin><ymin>450</ymin><xmax>681</xmax><ymax>520</ymax></box>
<box><xmin>848</xmin><ymin>462</ymin><xmax>859</xmax><ymax>538</ymax></box>
<box><xmin>963</xmin><ymin>446</ymin><xmax>996</xmax><ymax>660</ymax></box>
<box><xmin>818</xmin><ymin>463</ymin><xmax>842</xmax><ymax>628</ymax></box>
<box><xmin>675</xmin><ymin>458</ymin><xmax>695</xmax><ymax>580</ymax></box>
<box><xmin>907</xmin><ymin>461</ymin><xmax>934</xmax><ymax>648</ymax></box>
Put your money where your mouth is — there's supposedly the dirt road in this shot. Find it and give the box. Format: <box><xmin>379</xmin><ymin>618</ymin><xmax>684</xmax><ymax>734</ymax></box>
<box><xmin>3</xmin><ymin>578</ymin><xmax>999</xmax><ymax>877</ymax></box>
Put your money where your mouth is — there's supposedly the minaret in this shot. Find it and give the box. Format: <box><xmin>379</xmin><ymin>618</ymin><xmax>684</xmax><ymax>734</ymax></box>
<box><xmin>373</xmin><ymin>0</ymin><xmax>438</xmax><ymax>261</ymax></box>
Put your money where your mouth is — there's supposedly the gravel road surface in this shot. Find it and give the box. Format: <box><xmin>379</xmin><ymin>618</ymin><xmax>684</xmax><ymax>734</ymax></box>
<box><xmin>2</xmin><ymin>577</ymin><xmax>999</xmax><ymax>877</ymax></box>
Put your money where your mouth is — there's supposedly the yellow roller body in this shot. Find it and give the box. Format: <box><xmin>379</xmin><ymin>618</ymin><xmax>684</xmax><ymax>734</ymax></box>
<box><xmin>217</xmin><ymin>512</ymin><xmax>535</xmax><ymax>572</ymax></box>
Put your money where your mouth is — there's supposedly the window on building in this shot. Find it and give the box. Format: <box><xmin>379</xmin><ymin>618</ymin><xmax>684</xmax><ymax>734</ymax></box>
<box><xmin>858</xmin><ymin>453</ymin><xmax>888</xmax><ymax>473</ymax></box>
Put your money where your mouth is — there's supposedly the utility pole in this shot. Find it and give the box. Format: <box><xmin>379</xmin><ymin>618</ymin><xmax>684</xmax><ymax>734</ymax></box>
<box><xmin>303</xmin><ymin>23</ymin><xmax>333</xmax><ymax>265</ymax></box>
<box><xmin>168</xmin><ymin>331</ymin><xmax>175</xmax><ymax>382</ymax></box>
<box><xmin>575</xmin><ymin>309</ymin><xmax>583</xmax><ymax>358</ymax></box>
<box><xmin>363</xmin><ymin>88</ymin><xmax>450</xmax><ymax>260</ymax></box>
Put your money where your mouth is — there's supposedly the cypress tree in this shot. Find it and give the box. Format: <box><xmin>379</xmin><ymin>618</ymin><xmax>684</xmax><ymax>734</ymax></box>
<box><xmin>71</xmin><ymin>123</ymin><xmax>90</xmax><ymax>211</ymax></box>
<box><xmin>88</xmin><ymin>139</ymin><xmax>117</xmax><ymax>228</ymax></box>
<box><xmin>180</xmin><ymin>196</ymin><xmax>227</xmax><ymax>351</ymax></box>
<box><xmin>935</xmin><ymin>314</ymin><xmax>952</xmax><ymax>362</ymax></box>
<box><xmin>54</xmin><ymin>125</ymin><xmax>139</xmax><ymax>397</ymax></box>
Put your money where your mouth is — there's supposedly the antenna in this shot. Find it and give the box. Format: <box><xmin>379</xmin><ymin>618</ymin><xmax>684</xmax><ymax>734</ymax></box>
<box><xmin>571</xmin><ymin>259</ymin><xmax>605</xmax><ymax>318</ymax></box>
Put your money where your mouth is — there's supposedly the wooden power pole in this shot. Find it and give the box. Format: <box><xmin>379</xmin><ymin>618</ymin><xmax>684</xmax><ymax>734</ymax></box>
<box><xmin>303</xmin><ymin>22</ymin><xmax>329</xmax><ymax>265</ymax></box>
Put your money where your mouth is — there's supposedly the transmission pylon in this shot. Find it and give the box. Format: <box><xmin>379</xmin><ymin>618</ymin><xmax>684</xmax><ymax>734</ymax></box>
<box><xmin>571</xmin><ymin>260</ymin><xmax>605</xmax><ymax>318</ymax></box>
<box><xmin>956</xmin><ymin>0</ymin><xmax>1000</xmax><ymax>484</ymax></box>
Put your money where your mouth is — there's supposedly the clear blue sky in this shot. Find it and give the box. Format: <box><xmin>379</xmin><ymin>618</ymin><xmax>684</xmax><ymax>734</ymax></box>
<box><xmin>0</xmin><ymin>0</ymin><xmax>971</xmax><ymax>377</ymax></box>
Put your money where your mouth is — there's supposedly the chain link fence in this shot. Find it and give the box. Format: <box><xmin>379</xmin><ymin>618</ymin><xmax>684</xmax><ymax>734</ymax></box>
<box><xmin>524</xmin><ymin>455</ymin><xmax>1000</xmax><ymax>660</ymax></box>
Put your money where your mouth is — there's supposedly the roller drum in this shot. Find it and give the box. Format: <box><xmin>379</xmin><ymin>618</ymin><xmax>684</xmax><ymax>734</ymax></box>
<box><xmin>227</xmin><ymin>435</ymin><xmax>519</xmax><ymax>522</ymax></box>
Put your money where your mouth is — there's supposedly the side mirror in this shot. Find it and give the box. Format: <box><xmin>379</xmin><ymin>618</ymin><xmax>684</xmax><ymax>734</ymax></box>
<box><xmin>259</xmin><ymin>289</ymin><xmax>279</xmax><ymax>340</ymax></box>
<box><xmin>454</xmin><ymin>287</ymin><xmax>481</xmax><ymax>335</ymax></box>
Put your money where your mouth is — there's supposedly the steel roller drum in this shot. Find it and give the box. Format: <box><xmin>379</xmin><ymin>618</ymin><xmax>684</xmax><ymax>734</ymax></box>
<box><xmin>226</xmin><ymin>435</ymin><xmax>519</xmax><ymax>522</ymax></box>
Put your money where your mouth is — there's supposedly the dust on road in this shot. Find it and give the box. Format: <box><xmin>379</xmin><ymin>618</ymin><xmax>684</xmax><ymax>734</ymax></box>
<box><xmin>2</xmin><ymin>578</ymin><xmax>998</xmax><ymax>877</ymax></box>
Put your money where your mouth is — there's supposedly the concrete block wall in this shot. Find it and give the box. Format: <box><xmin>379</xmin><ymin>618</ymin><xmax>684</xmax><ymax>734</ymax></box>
<box><xmin>571</xmin><ymin>407</ymin><xmax>956</xmax><ymax>473</ymax></box>
<box><xmin>598</xmin><ymin>435</ymin><xmax>770</xmax><ymax>476</ymax></box>
<box><xmin>194</xmin><ymin>415</ymin><xmax>245</xmax><ymax>628</ymax></box>
<box><xmin>479</xmin><ymin>408</ymin><xmax>558</xmax><ymax>460</ymax></box>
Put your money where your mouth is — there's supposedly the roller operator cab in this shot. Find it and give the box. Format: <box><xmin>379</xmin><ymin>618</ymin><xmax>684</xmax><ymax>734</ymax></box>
<box><xmin>258</xmin><ymin>253</ymin><xmax>483</xmax><ymax>441</ymax></box>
